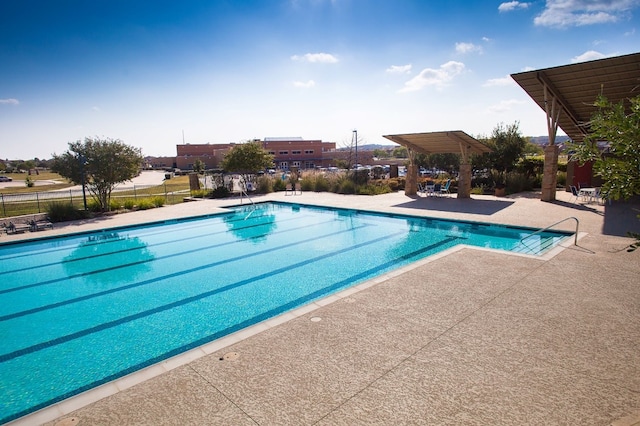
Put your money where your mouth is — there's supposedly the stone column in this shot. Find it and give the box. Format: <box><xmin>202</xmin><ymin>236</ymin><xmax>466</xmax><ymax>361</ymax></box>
<box><xmin>457</xmin><ymin>163</ymin><xmax>472</xmax><ymax>199</ymax></box>
<box><xmin>541</xmin><ymin>144</ymin><xmax>559</xmax><ymax>202</ymax></box>
<box><xmin>405</xmin><ymin>164</ymin><xmax>418</xmax><ymax>195</ymax></box>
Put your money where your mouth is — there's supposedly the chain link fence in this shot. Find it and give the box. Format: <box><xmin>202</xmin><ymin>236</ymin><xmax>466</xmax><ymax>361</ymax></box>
<box><xmin>0</xmin><ymin>184</ymin><xmax>190</xmax><ymax>218</ymax></box>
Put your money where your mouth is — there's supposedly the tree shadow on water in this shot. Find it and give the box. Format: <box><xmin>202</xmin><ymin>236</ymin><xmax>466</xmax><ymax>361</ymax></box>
<box><xmin>63</xmin><ymin>232</ymin><xmax>155</xmax><ymax>285</ymax></box>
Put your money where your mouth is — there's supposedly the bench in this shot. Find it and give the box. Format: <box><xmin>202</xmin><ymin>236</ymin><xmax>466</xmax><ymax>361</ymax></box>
<box><xmin>2</xmin><ymin>213</ymin><xmax>53</xmax><ymax>234</ymax></box>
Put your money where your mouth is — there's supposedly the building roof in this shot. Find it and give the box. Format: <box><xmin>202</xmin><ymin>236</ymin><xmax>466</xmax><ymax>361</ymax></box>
<box><xmin>264</xmin><ymin>137</ymin><xmax>304</xmax><ymax>142</ymax></box>
<box><xmin>511</xmin><ymin>52</ymin><xmax>640</xmax><ymax>142</ymax></box>
<box><xmin>383</xmin><ymin>131</ymin><xmax>492</xmax><ymax>155</ymax></box>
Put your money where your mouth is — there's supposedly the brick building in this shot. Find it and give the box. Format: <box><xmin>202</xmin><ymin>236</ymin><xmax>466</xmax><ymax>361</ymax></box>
<box><xmin>262</xmin><ymin>137</ymin><xmax>336</xmax><ymax>170</ymax></box>
<box><xmin>174</xmin><ymin>143</ymin><xmax>234</xmax><ymax>170</ymax></box>
<box><xmin>170</xmin><ymin>138</ymin><xmax>337</xmax><ymax>171</ymax></box>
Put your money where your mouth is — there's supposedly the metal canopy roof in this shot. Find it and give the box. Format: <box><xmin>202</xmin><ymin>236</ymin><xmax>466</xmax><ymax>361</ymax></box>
<box><xmin>383</xmin><ymin>131</ymin><xmax>491</xmax><ymax>156</ymax></box>
<box><xmin>511</xmin><ymin>52</ymin><xmax>640</xmax><ymax>142</ymax></box>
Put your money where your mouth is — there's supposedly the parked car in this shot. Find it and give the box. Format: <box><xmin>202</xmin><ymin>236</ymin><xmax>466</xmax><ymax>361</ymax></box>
<box><xmin>0</xmin><ymin>176</ymin><xmax>13</xmax><ymax>182</ymax></box>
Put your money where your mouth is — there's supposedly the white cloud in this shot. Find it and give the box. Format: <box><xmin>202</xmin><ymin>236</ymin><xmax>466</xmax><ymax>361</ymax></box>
<box><xmin>498</xmin><ymin>1</ymin><xmax>531</xmax><ymax>12</ymax></box>
<box><xmin>487</xmin><ymin>99</ymin><xmax>526</xmax><ymax>113</ymax></box>
<box><xmin>399</xmin><ymin>61</ymin><xmax>465</xmax><ymax>93</ymax></box>
<box><xmin>571</xmin><ymin>50</ymin><xmax>608</xmax><ymax>62</ymax></box>
<box><xmin>0</xmin><ymin>98</ymin><xmax>19</xmax><ymax>105</ymax></box>
<box><xmin>483</xmin><ymin>75</ymin><xmax>514</xmax><ymax>87</ymax></box>
<box><xmin>293</xmin><ymin>80</ymin><xmax>316</xmax><ymax>88</ymax></box>
<box><xmin>455</xmin><ymin>42</ymin><xmax>483</xmax><ymax>54</ymax></box>
<box><xmin>534</xmin><ymin>0</ymin><xmax>640</xmax><ymax>27</ymax></box>
<box><xmin>91</xmin><ymin>106</ymin><xmax>101</xmax><ymax>112</ymax></box>
<box><xmin>290</xmin><ymin>53</ymin><xmax>339</xmax><ymax>63</ymax></box>
<box><xmin>386</xmin><ymin>64</ymin><xmax>412</xmax><ymax>74</ymax></box>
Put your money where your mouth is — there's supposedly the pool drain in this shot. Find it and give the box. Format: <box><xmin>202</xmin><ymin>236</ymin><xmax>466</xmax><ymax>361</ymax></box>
<box><xmin>219</xmin><ymin>352</ymin><xmax>239</xmax><ymax>361</ymax></box>
<box><xmin>310</xmin><ymin>316</ymin><xmax>322</xmax><ymax>322</ymax></box>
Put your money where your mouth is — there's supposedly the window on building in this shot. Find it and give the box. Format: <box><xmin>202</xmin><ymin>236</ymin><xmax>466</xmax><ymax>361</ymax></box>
<box><xmin>292</xmin><ymin>150</ymin><xmax>301</xmax><ymax>155</ymax></box>
<box><xmin>268</xmin><ymin>151</ymin><xmax>275</xmax><ymax>155</ymax></box>
<box><xmin>279</xmin><ymin>150</ymin><xmax>288</xmax><ymax>155</ymax></box>
<box><xmin>292</xmin><ymin>161</ymin><xmax>301</xmax><ymax>168</ymax></box>
<box><xmin>305</xmin><ymin>150</ymin><xmax>314</xmax><ymax>154</ymax></box>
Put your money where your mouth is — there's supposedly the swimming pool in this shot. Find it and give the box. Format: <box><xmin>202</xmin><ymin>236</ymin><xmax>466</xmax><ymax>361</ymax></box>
<box><xmin>0</xmin><ymin>202</ymin><xmax>571</xmax><ymax>423</ymax></box>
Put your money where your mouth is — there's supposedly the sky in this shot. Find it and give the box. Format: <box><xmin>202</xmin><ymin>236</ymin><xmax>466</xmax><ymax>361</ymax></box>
<box><xmin>1</xmin><ymin>0</ymin><xmax>639</xmax><ymax>160</ymax></box>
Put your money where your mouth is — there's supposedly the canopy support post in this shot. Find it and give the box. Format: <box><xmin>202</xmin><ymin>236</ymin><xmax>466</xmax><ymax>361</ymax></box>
<box><xmin>450</xmin><ymin>132</ymin><xmax>472</xmax><ymax>199</ymax></box>
<box><xmin>540</xmin><ymin>79</ymin><xmax>561</xmax><ymax>202</ymax></box>
<box><xmin>405</xmin><ymin>148</ymin><xmax>418</xmax><ymax>196</ymax></box>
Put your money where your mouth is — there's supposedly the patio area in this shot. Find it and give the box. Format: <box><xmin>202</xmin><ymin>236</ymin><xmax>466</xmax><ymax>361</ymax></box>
<box><xmin>4</xmin><ymin>189</ymin><xmax>639</xmax><ymax>426</ymax></box>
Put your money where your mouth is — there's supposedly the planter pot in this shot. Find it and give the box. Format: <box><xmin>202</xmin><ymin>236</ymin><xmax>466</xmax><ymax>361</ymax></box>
<box><xmin>494</xmin><ymin>187</ymin><xmax>506</xmax><ymax>197</ymax></box>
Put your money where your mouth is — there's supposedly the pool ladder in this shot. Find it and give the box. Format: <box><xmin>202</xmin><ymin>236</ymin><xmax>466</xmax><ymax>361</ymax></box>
<box><xmin>518</xmin><ymin>216</ymin><xmax>579</xmax><ymax>254</ymax></box>
<box><xmin>239</xmin><ymin>179</ymin><xmax>256</xmax><ymax>220</ymax></box>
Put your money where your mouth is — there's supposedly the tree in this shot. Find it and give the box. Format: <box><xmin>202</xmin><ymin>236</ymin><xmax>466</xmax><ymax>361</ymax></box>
<box><xmin>193</xmin><ymin>158</ymin><xmax>205</xmax><ymax>174</ymax></box>
<box><xmin>475</xmin><ymin>122</ymin><xmax>527</xmax><ymax>185</ymax></box>
<box><xmin>569</xmin><ymin>93</ymin><xmax>640</xmax><ymax>252</ymax></box>
<box><xmin>220</xmin><ymin>140</ymin><xmax>274</xmax><ymax>187</ymax></box>
<box><xmin>486</xmin><ymin>122</ymin><xmax>527</xmax><ymax>173</ymax></box>
<box><xmin>392</xmin><ymin>146</ymin><xmax>408</xmax><ymax>158</ymax></box>
<box><xmin>51</xmin><ymin>137</ymin><xmax>143</xmax><ymax>212</ymax></box>
<box><xmin>569</xmin><ymin>94</ymin><xmax>640</xmax><ymax>201</ymax></box>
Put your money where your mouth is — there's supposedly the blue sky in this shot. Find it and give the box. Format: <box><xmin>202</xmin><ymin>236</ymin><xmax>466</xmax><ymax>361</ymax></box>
<box><xmin>1</xmin><ymin>0</ymin><xmax>639</xmax><ymax>160</ymax></box>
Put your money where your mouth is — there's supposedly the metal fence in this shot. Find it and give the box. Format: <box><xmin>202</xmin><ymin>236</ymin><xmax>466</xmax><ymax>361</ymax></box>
<box><xmin>0</xmin><ymin>184</ymin><xmax>190</xmax><ymax>218</ymax></box>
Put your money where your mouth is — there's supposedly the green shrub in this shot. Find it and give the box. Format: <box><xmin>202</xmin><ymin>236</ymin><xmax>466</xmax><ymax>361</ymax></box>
<box><xmin>211</xmin><ymin>186</ymin><xmax>230</xmax><ymax>198</ymax></box>
<box><xmin>470</xmin><ymin>185</ymin><xmax>486</xmax><ymax>195</ymax></box>
<box><xmin>314</xmin><ymin>175</ymin><xmax>331</xmax><ymax>192</ymax></box>
<box><xmin>338</xmin><ymin>179</ymin><xmax>356</xmax><ymax>194</ymax></box>
<box><xmin>190</xmin><ymin>189</ymin><xmax>209</xmax><ymax>198</ymax></box>
<box><xmin>109</xmin><ymin>199</ymin><xmax>122</xmax><ymax>211</ymax></box>
<box><xmin>136</xmin><ymin>199</ymin><xmax>155</xmax><ymax>210</ymax></box>
<box><xmin>272</xmin><ymin>179</ymin><xmax>286</xmax><ymax>192</ymax></box>
<box><xmin>123</xmin><ymin>199</ymin><xmax>136</xmax><ymax>210</ymax></box>
<box><xmin>556</xmin><ymin>171</ymin><xmax>566</xmax><ymax>187</ymax></box>
<box><xmin>152</xmin><ymin>196</ymin><xmax>165</xmax><ymax>207</ymax></box>
<box><xmin>505</xmin><ymin>171</ymin><xmax>532</xmax><ymax>194</ymax></box>
<box><xmin>46</xmin><ymin>202</ymin><xmax>89</xmax><ymax>222</ymax></box>
<box><xmin>256</xmin><ymin>175</ymin><xmax>273</xmax><ymax>193</ymax></box>
<box><xmin>386</xmin><ymin>178</ymin><xmax>405</xmax><ymax>191</ymax></box>
<box><xmin>357</xmin><ymin>183</ymin><xmax>392</xmax><ymax>195</ymax></box>
<box><xmin>87</xmin><ymin>199</ymin><xmax>101</xmax><ymax>212</ymax></box>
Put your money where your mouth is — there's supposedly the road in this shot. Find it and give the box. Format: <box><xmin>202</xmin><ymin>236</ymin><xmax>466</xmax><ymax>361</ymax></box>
<box><xmin>0</xmin><ymin>171</ymin><xmax>167</xmax><ymax>191</ymax></box>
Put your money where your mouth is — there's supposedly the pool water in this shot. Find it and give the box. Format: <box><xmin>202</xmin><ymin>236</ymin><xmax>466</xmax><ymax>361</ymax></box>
<box><xmin>0</xmin><ymin>202</ymin><xmax>570</xmax><ymax>423</ymax></box>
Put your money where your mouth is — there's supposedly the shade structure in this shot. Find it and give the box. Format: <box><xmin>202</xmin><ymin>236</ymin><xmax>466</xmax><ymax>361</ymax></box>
<box><xmin>511</xmin><ymin>52</ymin><xmax>640</xmax><ymax>143</ymax></box>
<box><xmin>383</xmin><ymin>131</ymin><xmax>491</xmax><ymax>157</ymax></box>
<box><xmin>383</xmin><ymin>131</ymin><xmax>491</xmax><ymax>199</ymax></box>
<box><xmin>511</xmin><ymin>52</ymin><xmax>640</xmax><ymax>201</ymax></box>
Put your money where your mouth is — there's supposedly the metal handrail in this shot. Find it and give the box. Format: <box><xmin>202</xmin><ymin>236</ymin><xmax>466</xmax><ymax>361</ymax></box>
<box><xmin>520</xmin><ymin>216</ymin><xmax>579</xmax><ymax>247</ymax></box>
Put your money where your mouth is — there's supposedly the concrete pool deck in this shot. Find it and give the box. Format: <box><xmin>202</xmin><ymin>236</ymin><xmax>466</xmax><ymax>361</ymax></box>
<box><xmin>4</xmin><ymin>190</ymin><xmax>640</xmax><ymax>425</ymax></box>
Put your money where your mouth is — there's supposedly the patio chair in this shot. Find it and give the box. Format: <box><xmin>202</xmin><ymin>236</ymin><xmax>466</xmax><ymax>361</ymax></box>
<box><xmin>569</xmin><ymin>185</ymin><xmax>582</xmax><ymax>203</ymax></box>
<box><xmin>439</xmin><ymin>179</ymin><xmax>452</xmax><ymax>196</ymax></box>
<box><xmin>285</xmin><ymin>183</ymin><xmax>293</xmax><ymax>196</ymax></box>
<box><xmin>295</xmin><ymin>182</ymin><xmax>302</xmax><ymax>195</ymax></box>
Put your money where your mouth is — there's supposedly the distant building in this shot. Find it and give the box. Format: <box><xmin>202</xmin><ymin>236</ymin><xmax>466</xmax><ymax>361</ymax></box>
<box><xmin>172</xmin><ymin>138</ymin><xmax>337</xmax><ymax>171</ymax></box>
<box><xmin>262</xmin><ymin>137</ymin><xmax>336</xmax><ymax>170</ymax></box>
<box><xmin>175</xmin><ymin>143</ymin><xmax>235</xmax><ymax>170</ymax></box>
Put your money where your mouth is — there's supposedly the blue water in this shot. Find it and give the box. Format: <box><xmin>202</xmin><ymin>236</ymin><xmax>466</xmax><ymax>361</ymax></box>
<box><xmin>0</xmin><ymin>202</ymin><xmax>570</xmax><ymax>423</ymax></box>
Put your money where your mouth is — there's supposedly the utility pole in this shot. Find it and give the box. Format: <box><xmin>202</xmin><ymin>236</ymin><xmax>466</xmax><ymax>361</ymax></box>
<box><xmin>353</xmin><ymin>129</ymin><xmax>358</xmax><ymax>170</ymax></box>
